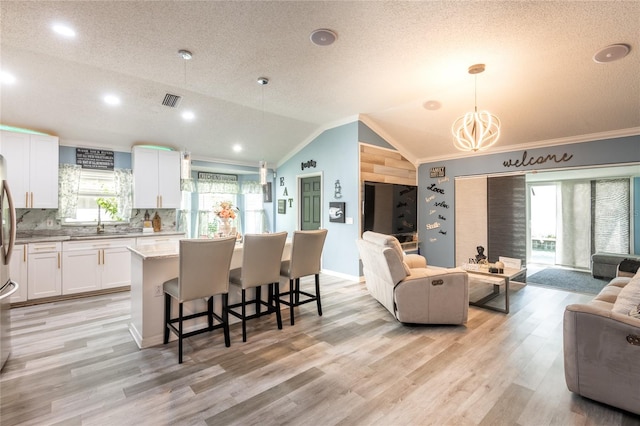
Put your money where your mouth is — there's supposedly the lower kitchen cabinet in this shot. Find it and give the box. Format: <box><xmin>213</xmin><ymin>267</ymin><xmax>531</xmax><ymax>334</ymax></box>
<box><xmin>9</xmin><ymin>244</ymin><xmax>28</xmax><ymax>303</ymax></box>
<box><xmin>27</xmin><ymin>242</ymin><xmax>62</xmax><ymax>299</ymax></box>
<box><xmin>62</xmin><ymin>238</ymin><xmax>135</xmax><ymax>294</ymax></box>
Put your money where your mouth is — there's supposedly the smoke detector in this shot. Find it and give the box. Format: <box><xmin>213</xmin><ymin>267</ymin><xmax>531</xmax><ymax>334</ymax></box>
<box><xmin>593</xmin><ymin>44</ymin><xmax>630</xmax><ymax>63</ymax></box>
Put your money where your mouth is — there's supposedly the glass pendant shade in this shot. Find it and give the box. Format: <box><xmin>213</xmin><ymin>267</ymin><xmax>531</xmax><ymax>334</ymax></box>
<box><xmin>259</xmin><ymin>160</ymin><xmax>267</xmax><ymax>185</ymax></box>
<box><xmin>181</xmin><ymin>151</ymin><xmax>191</xmax><ymax>179</ymax></box>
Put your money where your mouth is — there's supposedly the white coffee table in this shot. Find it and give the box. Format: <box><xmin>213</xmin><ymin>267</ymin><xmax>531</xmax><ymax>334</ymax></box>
<box><xmin>463</xmin><ymin>266</ymin><xmax>526</xmax><ymax>314</ymax></box>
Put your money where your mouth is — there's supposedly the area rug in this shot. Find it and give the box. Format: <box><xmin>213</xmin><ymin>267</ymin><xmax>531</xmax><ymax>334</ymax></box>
<box><xmin>527</xmin><ymin>268</ymin><xmax>610</xmax><ymax>294</ymax></box>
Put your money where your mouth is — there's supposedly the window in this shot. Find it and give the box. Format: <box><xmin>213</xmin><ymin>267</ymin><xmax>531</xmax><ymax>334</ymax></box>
<box><xmin>244</xmin><ymin>193</ymin><xmax>266</xmax><ymax>234</ymax></box>
<box><xmin>63</xmin><ymin>169</ymin><xmax>125</xmax><ymax>224</ymax></box>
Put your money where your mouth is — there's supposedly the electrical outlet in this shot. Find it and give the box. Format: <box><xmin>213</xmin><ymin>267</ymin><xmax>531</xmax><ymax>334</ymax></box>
<box><xmin>46</xmin><ymin>218</ymin><xmax>54</xmax><ymax>227</ymax></box>
<box><xmin>154</xmin><ymin>285</ymin><xmax>163</xmax><ymax>297</ymax></box>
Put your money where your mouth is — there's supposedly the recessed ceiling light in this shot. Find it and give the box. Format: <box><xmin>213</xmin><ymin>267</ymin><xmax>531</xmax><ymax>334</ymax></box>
<box><xmin>103</xmin><ymin>94</ymin><xmax>121</xmax><ymax>106</ymax></box>
<box><xmin>0</xmin><ymin>71</ymin><xmax>16</xmax><ymax>85</ymax></box>
<box><xmin>181</xmin><ymin>111</ymin><xmax>195</xmax><ymax>121</ymax></box>
<box><xmin>52</xmin><ymin>23</ymin><xmax>76</xmax><ymax>38</ymax></box>
<box><xmin>593</xmin><ymin>43</ymin><xmax>630</xmax><ymax>63</ymax></box>
<box><xmin>178</xmin><ymin>49</ymin><xmax>193</xmax><ymax>60</ymax></box>
<box><xmin>233</xmin><ymin>144</ymin><xmax>242</xmax><ymax>153</ymax></box>
<box><xmin>310</xmin><ymin>29</ymin><xmax>337</xmax><ymax>46</ymax></box>
<box><xmin>423</xmin><ymin>100</ymin><xmax>442</xmax><ymax>111</ymax></box>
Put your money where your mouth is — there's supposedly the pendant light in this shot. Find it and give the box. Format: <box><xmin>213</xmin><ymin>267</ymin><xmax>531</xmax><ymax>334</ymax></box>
<box><xmin>451</xmin><ymin>64</ymin><xmax>501</xmax><ymax>152</ymax></box>
<box><xmin>179</xmin><ymin>49</ymin><xmax>194</xmax><ymax>190</ymax></box>
<box><xmin>258</xmin><ymin>77</ymin><xmax>269</xmax><ymax>185</ymax></box>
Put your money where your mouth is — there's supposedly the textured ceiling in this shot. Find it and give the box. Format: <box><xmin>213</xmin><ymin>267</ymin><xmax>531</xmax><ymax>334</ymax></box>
<box><xmin>1</xmin><ymin>1</ymin><xmax>638</xmax><ymax>169</ymax></box>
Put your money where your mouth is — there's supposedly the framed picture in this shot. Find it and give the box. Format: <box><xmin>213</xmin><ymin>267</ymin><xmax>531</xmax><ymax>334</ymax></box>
<box><xmin>263</xmin><ymin>182</ymin><xmax>272</xmax><ymax>203</ymax></box>
<box><xmin>329</xmin><ymin>202</ymin><xmax>345</xmax><ymax>223</ymax></box>
<box><xmin>278</xmin><ymin>199</ymin><xmax>286</xmax><ymax>214</ymax></box>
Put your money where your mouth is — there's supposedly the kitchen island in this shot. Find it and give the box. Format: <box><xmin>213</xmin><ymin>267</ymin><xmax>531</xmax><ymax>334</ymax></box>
<box><xmin>128</xmin><ymin>240</ymin><xmax>292</xmax><ymax>349</ymax></box>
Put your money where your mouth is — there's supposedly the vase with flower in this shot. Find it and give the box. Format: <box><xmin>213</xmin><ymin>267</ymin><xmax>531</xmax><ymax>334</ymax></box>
<box><xmin>213</xmin><ymin>201</ymin><xmax>237</xmax><ymax>237</ymax></box>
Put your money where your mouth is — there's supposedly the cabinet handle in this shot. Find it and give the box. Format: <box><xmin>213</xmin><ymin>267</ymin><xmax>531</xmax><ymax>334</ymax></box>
<box><xmin>30</xmin><ymin>192</ymin><xmax>34</xmax><ymax>208</ymax></box>
<box><xmin>25</xmin><ymin>192</ymin><xmax>29</xmax><ymax>207</ymax></box>
<box><xmin>98</xmin><ymin>250</ymin><xmax>101</xmax><ymax>265</ymax></box>
<box><xmin>23</xmin><ymin>245</ymin><xmax>26</xmax><ymax>262</ymax></box>
<box><xmin>101</xmin><ymin>249</ymin><xmax>105</xmax><ymax>265</ymax></box>
<box><xmin>34</xmin><ymin>246</ymin><xmax>57</xmax><ymax>251</ymax></box>
<box><xmin>160</xmin><ymin>195</ymin><xmax>163</xmax><ymax>208</ymax></box>
<box><xmin>57</xmin><ymin>252</ymin><xmax>60</xmax><ymax>269</ymax></box>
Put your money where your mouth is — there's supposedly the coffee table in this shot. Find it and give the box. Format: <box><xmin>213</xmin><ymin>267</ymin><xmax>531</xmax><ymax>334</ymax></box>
<box><xmin>464</xmin><ymin>266</ymin><xmax>526</xmax><ymax>314</ymax></box>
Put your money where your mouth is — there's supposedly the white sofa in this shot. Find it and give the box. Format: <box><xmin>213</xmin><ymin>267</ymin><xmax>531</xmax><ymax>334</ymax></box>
<box><xmin>563</xmin><ymin>268</ymin><xmax>640</xmax><ymax>415</ymax></box>
<box><xmin>357</xmin><ymin>231</ymin><xmax>469</xmax><ymax>324</ymax></box>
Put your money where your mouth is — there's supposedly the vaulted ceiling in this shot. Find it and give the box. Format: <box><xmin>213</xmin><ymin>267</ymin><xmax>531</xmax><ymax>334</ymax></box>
<box><xmin>1</xmin><ymin>1</ymin><xmax>638</xmax><ymax>168</ymax></box>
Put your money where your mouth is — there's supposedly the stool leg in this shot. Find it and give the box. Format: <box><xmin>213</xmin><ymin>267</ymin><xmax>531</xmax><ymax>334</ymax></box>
<box><xmin>178</xmin><ymin>302</ymin><xmax>184</xmax><ymax>364</ymax></box>
<box><xmin>274</xmin><ymin>282</ymin><xmax>282</xmax><ymax>330</ymax></box>
<box><xmin>163</xmin><ymin>292</ymin><xmax>171</xmax><ymax>344</ymax></box>
<box><xmin>289</xmin><ymin>278</ymin><xmax>295</xmax><ymax>326</ymax></box>
<box><xmin>241</xmin><ymin>289</ymin><xmax>247</xmax><ymax>342</ymax></box>
<box><xmin>255</xmin><ymin>287</ymin><xmax>261</xmax><ymax>317</ymax></box>
<box><xmin>315</xmin><ymin>274</ymin><xmax>322</xmax><ymax>316</ymax></box>
<box><xmin>208</xmin><ymin>296</ymin><xmax>214</xmax><ymax>330</ymax></box>
<box><xmin>222</xmin><ymin>293</ymin><xmax>230</xmax><ymax>347</ymax></box>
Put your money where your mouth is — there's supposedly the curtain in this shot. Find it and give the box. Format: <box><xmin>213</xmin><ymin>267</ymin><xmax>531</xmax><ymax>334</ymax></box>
<box><xmin>556</xmin><ymin>181</ymin><xmax>591</xmax><ymax>268</ymax></box>
<box><xmin>114</xmin><ymin>169</ymin><xmax>133</xmax><ymax>221</ymax></box>
<box><xmin>181</xmin><ymin>178</ymin><xmax>195</xmax><ymax>192</ymax></box>
<box><xmin>58</xmin><ymin>164</ymin><xmax>82</xmax><ymax>218</ymax></box>
<box><xmin>487</xmin><ymin>175</ymin><xmax>526</xmax><ymax>264</ymax></box>
<box><xmin>197</xmin><ymin>179</ymin><xmax>239</xmax><ymax>194</ymax></box>
<box><xmin>241</xmin><ymin>180</ymin><xmax>263</xmax><ymax>194</ymax></box>
<box><xmin>242</xmin><ymin>181</ymin><xmax>267</xmax><ymax>234</ymax></box>
<box><xmin>593</xmin><ymin>179</ymin><xmax>630</xmax><ymax>253</ymax></box>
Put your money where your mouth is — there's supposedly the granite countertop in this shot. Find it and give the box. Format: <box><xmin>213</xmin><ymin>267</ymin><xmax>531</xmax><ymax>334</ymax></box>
<box><xmin>16</xmin><ymin>229</ymin><xmax>185</xmax><ymax>244</ymax></box>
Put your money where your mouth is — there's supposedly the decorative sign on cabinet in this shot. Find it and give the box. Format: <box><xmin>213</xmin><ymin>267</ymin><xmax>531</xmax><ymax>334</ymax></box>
<box><xmin>0</xmin><ymin>131</ymin><xmax>59</xmax><ymax>208</ymax></box>
<box><xmin>132</xmin><ymin>146</ymin><xmax>181</xmax><ymax>209</ymax></box>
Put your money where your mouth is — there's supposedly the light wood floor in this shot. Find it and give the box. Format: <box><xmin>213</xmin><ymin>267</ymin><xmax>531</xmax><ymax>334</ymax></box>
<box><xmin>1</xmin><ymin>276</ymin><xmax>639</xmax><ymax>426</ymax></box>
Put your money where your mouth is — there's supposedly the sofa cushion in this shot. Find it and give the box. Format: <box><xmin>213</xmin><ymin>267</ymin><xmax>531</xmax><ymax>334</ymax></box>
<box><xmin>612</xmin><ymin>276</ymin><xmax>640</xmax><ymax>315</ymax></box>
<box><xmin>363</xmin><ymin>231</ymin><xmax>411</xmax><ymax>275</ymax></box>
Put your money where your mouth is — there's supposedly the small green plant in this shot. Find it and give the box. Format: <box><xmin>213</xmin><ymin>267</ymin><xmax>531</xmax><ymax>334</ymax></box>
<box><xmin>96</xmin><ymin>197</ymin><xmax>121</xmax><ymax>221</ymax></box>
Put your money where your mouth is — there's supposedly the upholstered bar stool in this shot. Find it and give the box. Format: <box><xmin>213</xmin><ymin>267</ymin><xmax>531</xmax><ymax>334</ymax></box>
<box><xmin>228</xmin><ymin>232</ymin><xmax>287</xmax><ymax>342</ymax></box>
<box><xmin>163</xmin><ymin>237</ymin><xmax>236</xmax><ymax>364</ymax></box>
<box><xmin>279</xmin><ymin>229</ymin><xmax>328</xmax><ymax>325</ymax></box>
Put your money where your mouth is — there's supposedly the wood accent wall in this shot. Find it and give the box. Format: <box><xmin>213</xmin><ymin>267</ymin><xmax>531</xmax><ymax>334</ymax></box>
<box><xmin>359</xmin><ymin>144</ymin><xmax>416</xmax><ymax>185</ymax></box>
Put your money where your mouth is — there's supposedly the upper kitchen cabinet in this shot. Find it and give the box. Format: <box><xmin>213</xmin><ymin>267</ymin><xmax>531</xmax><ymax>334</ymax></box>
<box><xmin>132</xmin><ymin>147</ymin><xmax>181</xmax><ymax>209</ymax></box>
<box><xmin>0</xmin><ymin>131</ymin><xmax>59</xmax><ymax>208</ymax></box>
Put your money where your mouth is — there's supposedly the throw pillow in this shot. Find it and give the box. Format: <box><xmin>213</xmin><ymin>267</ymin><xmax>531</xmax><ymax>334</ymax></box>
<box><xmin>612</xmin><ymin>277</ymin><xmax>640</xmax><ymax>315</ymax></box>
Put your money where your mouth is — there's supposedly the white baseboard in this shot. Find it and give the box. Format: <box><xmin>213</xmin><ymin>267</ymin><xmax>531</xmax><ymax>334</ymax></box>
<box><xmin>321</xmin><ymin>269</ymin><xmax>360</xmax><ymax>282</ymax></box>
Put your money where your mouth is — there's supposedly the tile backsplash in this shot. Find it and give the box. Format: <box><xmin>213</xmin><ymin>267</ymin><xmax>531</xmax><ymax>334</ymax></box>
<box><xmin>16</xmin><ymin>208</ymin><xmax>177</xmax><ymax>233</ymax></box>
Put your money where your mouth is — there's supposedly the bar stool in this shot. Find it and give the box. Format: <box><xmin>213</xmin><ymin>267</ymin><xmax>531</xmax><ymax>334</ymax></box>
<box><xmin>279</xmin><ymin>229</ymin><xmax>328</xmax><ymax>325</ymax></box>
<box><xmin>227</xmin><ymin>232</ymin><xmax>287</xmax><ymax>342</ymax></box>
<box><xmin>163</xmin><ymin>237</ymin><xmax>236</xmax><ymax>364</ymax></box>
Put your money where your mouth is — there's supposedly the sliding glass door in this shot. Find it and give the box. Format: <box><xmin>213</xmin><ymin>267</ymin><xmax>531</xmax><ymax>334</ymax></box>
<box><xmin>527</xmin><ymin>172</ymin><xmax>631</xmax><ymax>270</ymax></box>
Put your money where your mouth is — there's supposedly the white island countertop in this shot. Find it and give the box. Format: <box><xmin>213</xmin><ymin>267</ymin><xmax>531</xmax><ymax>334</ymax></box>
<box><xmin>128</xmin><ymin>241</ymin><xmax>181</xmax><ymax>260</ymax></box>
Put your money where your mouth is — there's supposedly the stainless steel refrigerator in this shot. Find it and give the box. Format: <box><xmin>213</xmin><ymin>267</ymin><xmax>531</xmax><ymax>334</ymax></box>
<box><xmin>0</xmin><ymin>154</ymin><xmax>17</xmax><ymax>372</ymax></box>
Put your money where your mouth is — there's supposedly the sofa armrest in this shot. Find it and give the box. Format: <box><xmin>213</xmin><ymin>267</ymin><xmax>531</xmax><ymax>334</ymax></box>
<box><xmin>563</xmin><ymin>304</ymin><xmax>640</xmax><ymax>415</ymax></box>
<box><xmin>404</xmin><ymin>254</ymin><xmax>427</xmax><ymax>269</ymax></box>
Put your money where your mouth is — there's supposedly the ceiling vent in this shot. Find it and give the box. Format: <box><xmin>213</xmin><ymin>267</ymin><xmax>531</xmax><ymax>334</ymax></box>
<box><xmin>161</xmin><ymin>93</ymin><xmax>182</xmax><ymax>108</ymax></box>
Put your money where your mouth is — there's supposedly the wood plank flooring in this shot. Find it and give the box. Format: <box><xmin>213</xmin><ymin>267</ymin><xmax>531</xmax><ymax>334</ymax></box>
<box><xmin>1</xmin><ymin>276</ymin><xmax>639</xmax><ymax>425</ymax></box>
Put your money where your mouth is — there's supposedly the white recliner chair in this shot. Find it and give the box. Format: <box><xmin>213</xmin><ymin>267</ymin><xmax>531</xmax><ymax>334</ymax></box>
<box><xmin>357</xmin><ymin>231</ymin><xmax>469</xmax><ymax>325</ymax></box>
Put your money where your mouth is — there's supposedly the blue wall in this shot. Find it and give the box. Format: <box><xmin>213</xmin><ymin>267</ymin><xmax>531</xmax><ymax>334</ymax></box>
<box><xmin>418</xmin><ymin>136</ymin><xmax>640</xmax><ymax>267</ymax></box>
<box><xmin>275</xmin><ymin>122</ymin><xmax>360</xmax><ymax>277</ymax></box>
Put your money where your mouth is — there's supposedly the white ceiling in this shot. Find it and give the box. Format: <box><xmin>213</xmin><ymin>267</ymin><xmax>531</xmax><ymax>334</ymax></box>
<box><xmin>1</xmin><ymin>1</ymin><xmax>639</xmax><ymax>169</ymax></box>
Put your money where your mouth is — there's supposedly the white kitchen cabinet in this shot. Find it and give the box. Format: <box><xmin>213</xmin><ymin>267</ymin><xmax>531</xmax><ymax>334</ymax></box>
<box><xmin>62</xmin><ymin>238</ymin><xmax>135</xmax><ymax>294</ymax></box>
<box><xmin>27</xmin><ymin>242</ymin><xmax>62</xmax><ymax>299</ymax></box>
<box><xmin>132</xmin><ymin>147</ymin><xmax>180</xmax><ymax>209</ymax></box>
<box><xmin>0</xmin><ymin>131</ymin><xmax>59</xmax><ymax>208</ymax></box>
<box><xmin>9</xmin><ymin>244</ymin><xmax>28</xmax><ymax>303</ymax></box>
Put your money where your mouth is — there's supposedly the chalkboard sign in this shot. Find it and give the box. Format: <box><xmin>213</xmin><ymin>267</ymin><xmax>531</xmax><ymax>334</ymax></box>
<box><xmin>76</xmin><ymin>148</ymin><xmax>114</xmax><ymax>170</ymax></box>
